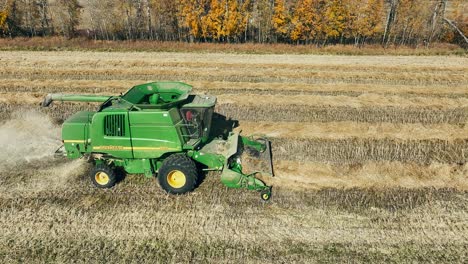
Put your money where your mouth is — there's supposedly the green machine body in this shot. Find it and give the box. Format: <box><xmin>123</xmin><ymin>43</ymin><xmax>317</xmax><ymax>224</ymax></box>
<box><xmin>42</xmin><ymin>82</ymin><xmax>273</xmax><ymax>200</ymax></box>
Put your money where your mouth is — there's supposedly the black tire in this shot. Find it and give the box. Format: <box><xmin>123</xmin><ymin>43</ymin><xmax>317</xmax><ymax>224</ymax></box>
<box><xmin>158</xmin><ymin>154</ymin><xmax>198</xmax><ymax>194</ymax></box>
<box><xmin>90</xmin><ymin>163</ymin><xmax>117</xmax><ymax>188</ymax></box>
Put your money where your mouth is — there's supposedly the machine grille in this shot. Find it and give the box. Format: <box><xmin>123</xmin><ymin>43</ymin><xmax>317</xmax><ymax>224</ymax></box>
<box><xmin>104</xmin><ymin>114</ymin><xmax>126</xmax><ymax>137</ymax></box>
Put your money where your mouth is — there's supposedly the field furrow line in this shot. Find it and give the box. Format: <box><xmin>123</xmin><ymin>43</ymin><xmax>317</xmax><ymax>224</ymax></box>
<box><xmin>2</xmin><ymin>51</ymin><xmax>467</xmax><ymax>68</ymax></box>
<box><xmin>2</xmin><ymin>59</ymin><xmax>466</xmax><ymax>74</ymax></box>
<box><xmin>2</xmin><ymin>83</ymin><xmax>468</xmax><ymax>99</ymax></box>
<box><xmin>0</xmin><ymin>72</ymin><xmax>465</xmax><ymax>86</ymax></box>
<box><xmin>1</xmin><ymin>66</ymin><xmax>465</xmax><ymax>84</ymax></box>
<box><xmin>204</xmin><ymin>88</ymin><xmax>468</xmax><ymax>98</ymax></box>
<box><xmin>236</xmin><ymin>121</ymin><xmax>468</xmax><ymax>141</ymax></box>
<box><xmin>1</xmin><ymin>102</ymin><xmax>467</xmax><ymax>125</ymax></box>
<box><xmin>249</xmin><ymin>160</ymin><xmax>468</xmax><ymax>191</ymax></box>
<box><xmin>4</xmin><ymin>91</ymin><xmax>468</xmax><ymax>110</ymax></box>
<box><xmin>217</xmin><ymin>104</ymin><xmax>468</xmax><ymax>124</ymax></box>
<box><xmin>270</xmin><ymin>137</ymin><xmax>468</xmax><ymax>164</ymax></box>
<box><xmin>217</xmin><ymin>94</ymin><xmax>468</xmax><ymax>108</ymax></box>
<box><xmin>3</xmin><ymin>92</ymin><xmax>467</xmax><ymax>109</ymax></box>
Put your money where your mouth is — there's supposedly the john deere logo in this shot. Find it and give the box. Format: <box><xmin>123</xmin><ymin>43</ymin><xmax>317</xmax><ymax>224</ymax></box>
<box><xmin>94</xmin><ymin>146</ymin><xmax>128</xmax><ymax>150</ymax></box>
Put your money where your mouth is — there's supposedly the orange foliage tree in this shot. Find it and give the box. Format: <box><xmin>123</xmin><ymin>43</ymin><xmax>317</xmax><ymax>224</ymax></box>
<box><xmin>179</xmin><ymin>0</ymin><xmax>210</xmax><ymax>41</ymax></box>
<box><xmin>346</xmin><ymin>0</ymin><xmax>384</xmax><ymax>45</ymax></box>
<box><xmin>201</xmin><ymin>0</ymin><xmax>225</xmax><ymax>40</ymax></box>
<box><xmin>0</xmin><ymin>9</ymin><xmax>8</xmax><ymax>33</ymax></box>
<box><xmin>224</xmin><ymin>0</ymin><xmax>243</xmax><ymax>41</ymax></box>
<box><xmin>290</xmin><ymin>0</ymin><xmax>323</xmax><ymax>43</ymax></box>
<box><xmin>322</xmin><ymin>0</ymin><xmax>347</xmax><ymax>42</ymax></box>
<box><xmin>272</xmin><ymin>0</ymin><xmax>290</xmax><ymax>40</ymax></box>
<box><xmin>1</xmin><ymin>0</ymin><xmax>466</xmax><ymax>47</ymax></box>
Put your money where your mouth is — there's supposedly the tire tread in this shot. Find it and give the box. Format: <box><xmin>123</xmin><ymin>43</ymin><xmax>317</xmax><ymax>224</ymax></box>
<box><xmin>158</xmin><ymin>154</ymin><xmax>198</xmax><ymax>194</ymax></box>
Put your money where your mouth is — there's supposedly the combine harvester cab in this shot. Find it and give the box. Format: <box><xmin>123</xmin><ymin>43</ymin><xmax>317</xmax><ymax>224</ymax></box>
<box><xmin>42</xmin><ymin>82</ymin><xmax>273</xmax><ymax>200</ymax></box>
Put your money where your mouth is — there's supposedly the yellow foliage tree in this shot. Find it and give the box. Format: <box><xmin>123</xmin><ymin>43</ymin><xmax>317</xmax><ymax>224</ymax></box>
<box><xmin>195</xmin><ymin>0</ymin><xmax>247</xmax><ymax>42</ymax></box>
<box><xmin>0</xmin><ymin>0</ymin><xmax>11</xmax><ymax>35</ymax></box>
<box><xmin>363</xmin><ymin>0</ymin><xmax>383</xmax><ymax>37</ymax></box>
<box><xmin>323</xmin><ymin>0</ymin><xmax>347</xmax><ymax>40</ymax></box>
<box><xmin>346</xmin><ymin>0</ymin><xmax>384</xmax><ymax>44</ymax></box>
<box><xmin>179</xmin><ymin>0</ymin><xmax>206</xmax><ymax>40</ymax></box>
<box><xmin>201</xmin><ymin>0</ymin><xmax>225</xmax><ymax>40</ymax></box>
<box><xmin>224</xmin><ymin>0</ymin><xmax>242</xmax><ymax>40</ymax></box>
<box><xmin>290</xmin><ymin>0</ymin><xmax>322</xmax><ymax>42</ymax></box>
<box><xmin>272</xmin><ymin>0</ymin><xmax>289</xmax><ymax>38</ymax></box>
<box><xmin>0</xmin><ymin>10</ymin><xmax>7</xmax><ymax>30</ymax></box>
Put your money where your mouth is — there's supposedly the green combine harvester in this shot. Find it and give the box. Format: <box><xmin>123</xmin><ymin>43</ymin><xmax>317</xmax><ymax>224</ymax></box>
<box><xmin>42</xmin><ymin>82</ymin><xmax>273</xmax><ymax>200</ymax></box>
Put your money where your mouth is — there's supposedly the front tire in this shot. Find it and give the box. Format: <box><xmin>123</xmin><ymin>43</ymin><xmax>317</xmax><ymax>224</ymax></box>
<box><xmin>158</xmin><ymin>154</ymin><xmax>198</xmax><ymax>194</ymax></box>
<box><xmin>260</xmin><ymin>188</ymin><xmax>272</xmax><ymax>201</ymax></box>
<box><xmin>90</xmin><ymin>164</ymin><xmax>117</xmax><ymax>188</ymax></box>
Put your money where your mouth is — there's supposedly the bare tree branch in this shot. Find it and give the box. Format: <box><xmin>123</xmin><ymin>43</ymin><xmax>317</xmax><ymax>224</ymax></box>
<box><xmin>443</xmin><ymin>17</ymin><xmax>468</xmax><ymax>45</ymax></box>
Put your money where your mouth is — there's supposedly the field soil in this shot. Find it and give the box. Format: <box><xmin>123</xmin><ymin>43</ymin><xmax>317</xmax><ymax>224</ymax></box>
<box><xmin>0</xmin><ymin>51</ymin><xmax>467</xmax><ymax>263</ymax></box>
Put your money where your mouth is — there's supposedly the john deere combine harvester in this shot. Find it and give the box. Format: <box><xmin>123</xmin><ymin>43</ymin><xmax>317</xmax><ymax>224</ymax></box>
<box><xmin>42</xmin><ymin>82</ymin><xmax>273</xmax><ymax>200</ymax></box>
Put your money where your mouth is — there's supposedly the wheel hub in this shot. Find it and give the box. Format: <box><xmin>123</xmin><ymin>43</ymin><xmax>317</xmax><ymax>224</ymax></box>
<box><xmin>167</xmin><ymin>170</ymin><xmax>186</xmax><ymax>188</ymax></box>
<box><xmin>95</xmin><ymin>171</ymin><xmax>110</xmax><ymax>185</ymax></box>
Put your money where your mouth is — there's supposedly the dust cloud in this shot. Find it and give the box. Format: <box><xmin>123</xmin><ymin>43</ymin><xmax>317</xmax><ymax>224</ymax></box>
<box><xmin>0</xmin><ymin>110</ymin><xmax>88</xmax><ymax>192</ymax></box>
<box><xmin>0</xmin><ymin>110</ymin><xmax>61</xmax><ymax>171</ymax></box>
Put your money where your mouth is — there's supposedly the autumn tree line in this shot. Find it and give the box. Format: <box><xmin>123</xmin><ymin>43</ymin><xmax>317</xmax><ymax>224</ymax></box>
<box><xmin>0</xmin><ymin>0</ymin><xmax>467</xmax><ymax>47</ymax></box>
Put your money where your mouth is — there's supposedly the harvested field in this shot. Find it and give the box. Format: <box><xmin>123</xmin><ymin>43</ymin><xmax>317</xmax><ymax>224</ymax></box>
<box><xmin>0</xmin><ymin>50</ymin><xmax>467</xmax><ymax>262</ymax></box>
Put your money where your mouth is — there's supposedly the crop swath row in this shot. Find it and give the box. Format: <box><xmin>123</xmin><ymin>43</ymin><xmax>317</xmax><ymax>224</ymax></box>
<box><xmin>2</xmin><ymin>80</ymin><xmax>468</xmax><ymax>99</ymax></box>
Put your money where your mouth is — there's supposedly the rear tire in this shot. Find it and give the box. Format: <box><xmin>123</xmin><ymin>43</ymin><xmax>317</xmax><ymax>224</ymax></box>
<box><xmin>158</xmin><ymin>154</ymin><xmax>198</xmax><ymax>194</ymax></box>
<box><xmin>90</xmin><ymin>164</ymin><xmax>117</xmax><ymax>188</ymax></box>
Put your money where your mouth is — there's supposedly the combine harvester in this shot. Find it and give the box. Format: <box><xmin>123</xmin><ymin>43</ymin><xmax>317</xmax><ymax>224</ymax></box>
<box><xmin>42</xmin><ymin>82</ymin><xmax>273</xmax><ymax>200</ymax></box>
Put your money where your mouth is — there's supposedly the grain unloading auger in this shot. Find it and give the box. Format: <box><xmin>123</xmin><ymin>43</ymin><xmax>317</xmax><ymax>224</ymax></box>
<box><xmin>42</xmin><ymin>82</ymin><xmax>274</xmax><ymax>200</ymax></box>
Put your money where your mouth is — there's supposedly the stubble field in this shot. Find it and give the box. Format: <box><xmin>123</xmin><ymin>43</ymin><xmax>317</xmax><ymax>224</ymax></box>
<box><xmin>0</xmin><ymin>50</ymin><xmax>467</xmax><ymax>263</ymax></box>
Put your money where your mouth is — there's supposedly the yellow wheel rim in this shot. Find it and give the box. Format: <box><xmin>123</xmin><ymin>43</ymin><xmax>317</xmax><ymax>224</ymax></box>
<box><xmin>262</xmin><ymin>193</ymin><xmax>269</xmax><ymax>200</ymax></box>
<box><xmin>167</xmin><ymin>170</ymin><xmax>186</xmax><ymax>188</ymax></box>
<box><xmin>95</xmin><ymin>171</ymin><xmax>110</xmax><ymax>185</ymax></box>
